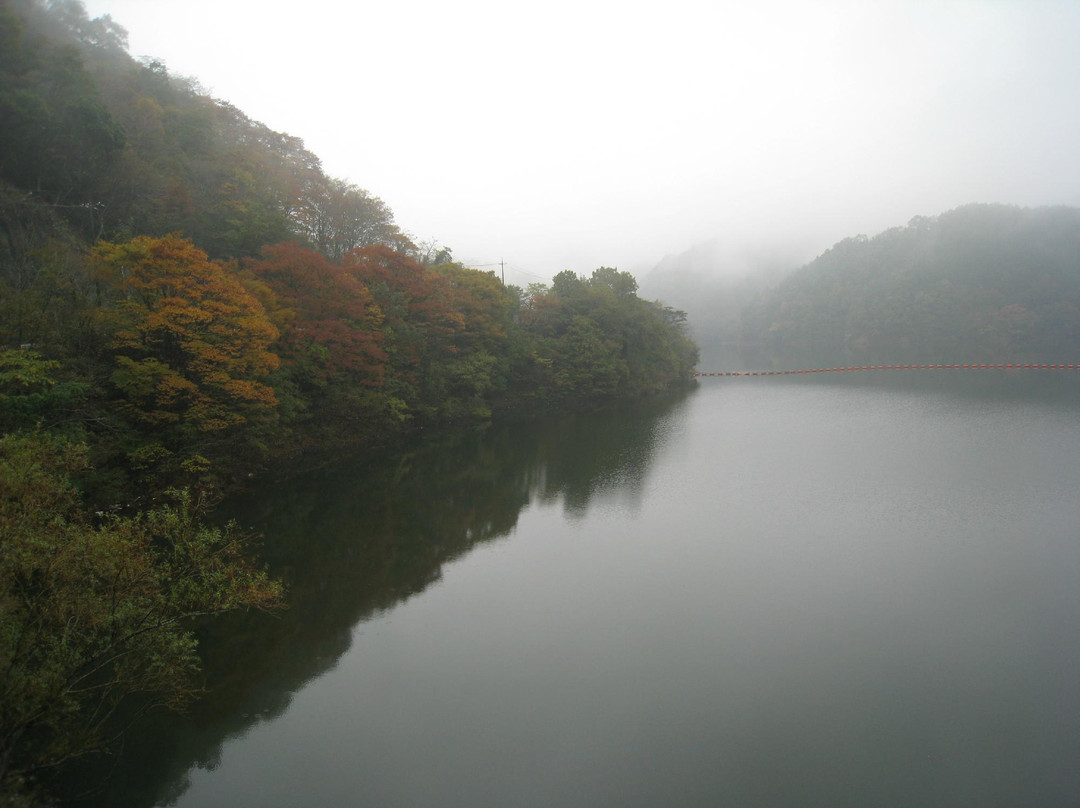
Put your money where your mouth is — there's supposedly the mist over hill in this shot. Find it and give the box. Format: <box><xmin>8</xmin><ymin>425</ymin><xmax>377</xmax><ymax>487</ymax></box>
<box><xmin>644</xmin><ymin>204</ymin><xmax>1080</xmax><ymax>369</ymax></box>
<box><xmin>638</xmin><ymin>239</ymin><xmax>808</xmax><ymax>366</ymax></box>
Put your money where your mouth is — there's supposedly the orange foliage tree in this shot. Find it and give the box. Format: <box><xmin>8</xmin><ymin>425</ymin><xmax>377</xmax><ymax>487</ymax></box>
<box><xmin>244</xmin><ymin>242</ymin><xmax>386</xmax><ymax>386</ymax></box>
<box><xmin>242</xmin><ymin>242</ymin><xmax>396</xmax><ymax>440</ymax></box>
<box><xmin>90</xmin><ymin>235</ymin><xmax>280</xmax><ymax>444</ymax></box>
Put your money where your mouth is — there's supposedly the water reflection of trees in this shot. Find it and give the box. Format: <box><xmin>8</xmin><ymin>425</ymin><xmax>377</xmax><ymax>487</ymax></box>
<box><xmin>526</xmin><ymin>396</ymin><xmax>682</xmax><ymax>517</ymax></box>
<box><xmin>68</xmin><ymin>390</ymin><xmax>690</xmax><ymax>808</ymax></box>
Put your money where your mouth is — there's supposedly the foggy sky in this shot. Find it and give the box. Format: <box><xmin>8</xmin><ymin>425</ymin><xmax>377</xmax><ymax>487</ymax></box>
<box><xmin>81</xmin><ymin>0</ymin><xmax>1080</xmax><ymax>285</ymax></box>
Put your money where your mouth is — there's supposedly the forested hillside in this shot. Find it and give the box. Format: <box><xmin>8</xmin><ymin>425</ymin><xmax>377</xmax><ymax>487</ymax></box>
<box><xmin>0</xmin><ymin>2</ymin><xmax>696</xmax><ymax>801</ymax></box>
<box><xmin>0</xmin><ymin>0</ymin><xmax>697</xmax><ymax>491</ymax></box>
<box><xmin>742</xmin><ymin>204</ymin><xmax>1080</xmax><ymax>365</ymax></box>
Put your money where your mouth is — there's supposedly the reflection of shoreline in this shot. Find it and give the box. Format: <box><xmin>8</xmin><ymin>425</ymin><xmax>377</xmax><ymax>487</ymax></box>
<box><xmin>65</xmin><ymin>390</ymin><xmax>692</xmax><ymax>808</ymax></box>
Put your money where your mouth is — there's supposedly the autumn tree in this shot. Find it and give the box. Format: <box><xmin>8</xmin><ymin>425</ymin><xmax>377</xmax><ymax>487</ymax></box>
<box><xmin>245</xmin><ymin>243</ymin><xmax>384</xmax><ymax>382</ymax></box>
<box><xmin>293</xmin><ymin>178</ymin><xmax>407</xmax><ymax>260</ymax></box>
<box><xmin>243</xmin><ymin>242</ymin><xmax>396</xmax><ymax>441</ymax></box>
<box><xmin>342</xmin><ymin>245</ymin><xmax>464</xmax><ymax>419</ymax></box>
<box><xmin>89</xmin><ymin>235</ymin><xmax>279</xmax><ymax>479</ymax></box>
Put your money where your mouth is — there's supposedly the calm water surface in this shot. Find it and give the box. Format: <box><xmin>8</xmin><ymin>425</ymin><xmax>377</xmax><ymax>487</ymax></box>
<box><xmin>94</xmin><ymin>375</ymin><xmax>1080</xmax><ymax>807</ymax></box>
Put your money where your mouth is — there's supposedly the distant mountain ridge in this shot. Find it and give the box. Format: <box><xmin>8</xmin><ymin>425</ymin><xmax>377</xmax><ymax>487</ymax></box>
<box><xmin>742</xmin><ymin>204</ymin><xmax>1080</xmax><ymax>365</ymax></box>
<box><xmin>644</xmin><ymin>204</ymin><xmax>1080</xmax><ymax>367</ymax></box>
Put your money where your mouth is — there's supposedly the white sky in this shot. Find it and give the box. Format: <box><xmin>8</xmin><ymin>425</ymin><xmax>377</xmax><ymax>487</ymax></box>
<box><xmin>81</xmin><ymin>0</ymin><xmax>1080</xmax><ymax>284</ymax></box>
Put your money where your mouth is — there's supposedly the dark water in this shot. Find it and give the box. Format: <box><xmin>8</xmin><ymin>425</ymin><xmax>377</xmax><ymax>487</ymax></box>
<box><xmin>85</xmin><ymin>374</ymin><xmax>1080</xmax><ymax>807</ymax></box>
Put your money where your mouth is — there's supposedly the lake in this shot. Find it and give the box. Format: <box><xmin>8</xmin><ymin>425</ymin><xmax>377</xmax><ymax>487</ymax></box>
<box><xmin>85</xmin><ymin>372</ymin><xmax>1080</xmax><ymax>807</ymax></box>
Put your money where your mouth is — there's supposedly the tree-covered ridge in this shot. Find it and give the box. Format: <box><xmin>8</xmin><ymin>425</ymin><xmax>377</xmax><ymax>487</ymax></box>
<box><xmin>742</xmin><ymin>204</ymin><xmax>1080</xmax><ymax>365</ymax></box>
<box><xmin>0</xmin><ymin>3</ymin><xmax>696</xmax><ymax>799</ymax></box>
<box><xmin>0</xmin><ymin>0</ymin><xmax>698</xmax><ymax>493</ymax></box>
<box><xmin>0</xmin><ymin>0</ymin><xmax>406</xmax><ymax>258</ymax></box>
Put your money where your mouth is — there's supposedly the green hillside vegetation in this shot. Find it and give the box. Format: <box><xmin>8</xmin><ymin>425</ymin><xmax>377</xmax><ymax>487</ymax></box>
<box><xmin>742</xmin><ymin>204</ymin><xmax>1080</xmax><ymax>366</ymax></box>
<box><xmin>0</xmin><ymin>1</ymin><xmax>696</xmax><ymax>800</ymax></box>
<box><xmin>0</xmin><ymin>0</ymin><xmax>698</xmax><ymax>489</ymax></box>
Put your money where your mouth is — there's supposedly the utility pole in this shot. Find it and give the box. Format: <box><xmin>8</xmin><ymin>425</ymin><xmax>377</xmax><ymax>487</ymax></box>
<box><xmin>470</xmin><ymin>261</ymin><xmax>507</xmax><ymax>284</ymax></box>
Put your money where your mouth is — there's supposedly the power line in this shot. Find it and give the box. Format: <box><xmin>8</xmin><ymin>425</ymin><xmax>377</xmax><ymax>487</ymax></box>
<box><xmin>464</xmin><ymin>260</ymin><xmax>548</xmax><ymax>284</ymax></box>
<box><xmin>466</xmin><ymin>259</ymin><xmax>506</xmax><ymax>284</ymax></box>
<box><xmin>505</xmin><ymin>264</ymin><xmax>548</xmax><ymax>282</ymax></box>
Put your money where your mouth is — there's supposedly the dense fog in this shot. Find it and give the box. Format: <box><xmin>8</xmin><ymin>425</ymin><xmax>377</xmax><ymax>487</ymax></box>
<box><xmin>80</xmin><ymin>0</ymin><xmax>1080</xmax><ymax>284</ymax></box>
